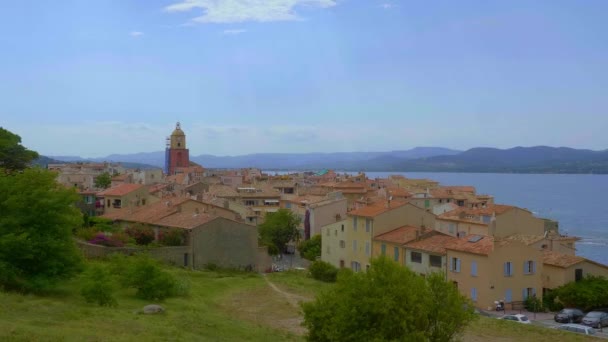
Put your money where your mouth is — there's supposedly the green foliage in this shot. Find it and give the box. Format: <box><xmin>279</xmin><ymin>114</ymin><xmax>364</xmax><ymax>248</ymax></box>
<box><xmin>309</xmin><ymin>260</ymin><xmax>338</xmax><ymax>283</ymax></box>
<box><xmin>551</xmin><ymin>276</ymin><xmax>608</xmax><ymax>311</ymax></box>
<box><xmin>80</xmin><ymin>264</ymin><xmax>117</xmax><ymax>307</ymax></box>
<box><xmin>525</xmin><ymin>296</ymin><xmax>544</xmax><ymax>312</ymax></box>
<box><xmin>94</xmin><ymin>172</ymin><xmax>112</xmax><ymax>189</ymax></box>
<box><xmin>118</xmin><ymin>255</ymin><xmax>183</xmax><ymax>300</ymax></box>
<box><xmin>159</xmin><ymin>229</ymin><xmax>186</xmax><ymax>246</ymax></box>
<box><xmin>298</xmin><ymin>235</ymin><xmax>322</xmax><ymax>261</ymax></box>
<box><xmin>0</xmin><ymin>127</ymin><xmax>39</xmax><ymax>172</ymax></box>
<box><xmin>543</xmin><ymin>289</ymin><xmax>564</xmax><ymax>312</ymax></box>
<box><xmin>0</xmin><ymin>168</ymin><xmax>83</xmax><ymax>292</ymax></box>
<box><xmin>75</xmin><ymin>226</ymin><xmax>100</xmax><ymax>241</ymax></box>
<box><xmin>258</xmin><ymin>209</ymin><xmax>301</xmax><ymax>255</ymax></box>
<box><xmin>302</xmin><ymin>257</ymin><xmax>476</xmax><ymax>342</ymax></box>
<box><xmin>125</xmin><ymin>224</ymin><xmax>155</xmax><ymax>245</ymax></box>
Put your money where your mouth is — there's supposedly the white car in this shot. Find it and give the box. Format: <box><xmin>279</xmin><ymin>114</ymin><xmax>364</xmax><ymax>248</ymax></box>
<box><xmin>557</xmin><ymin>323</ymin><xmax>596</xmax><ymax>335</ymax></box>
<box><xmin>500</xmin><ymin>314</ymin><xmax>532</xmax><ymax>324</ymax></box>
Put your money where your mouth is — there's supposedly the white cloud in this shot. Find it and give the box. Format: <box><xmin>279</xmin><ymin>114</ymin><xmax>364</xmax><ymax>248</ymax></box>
<box><xmin>223</xmin><ymin>29</ymin><xmax>247</xmax><ymax>35</ymax></box>
<box><xmin>165</xmin><ymin>0</ymin><xmax>337</xmax><ymax>24</ymax></box>
<box><xmin>129</xmin><ymin>31</ymin><xmax>144</xmax><ymax>37</ymax></box>
<box><xmin>380</xmin><ymin>3</ymin><xmax>393</xmax><ymax>10</ymax></box>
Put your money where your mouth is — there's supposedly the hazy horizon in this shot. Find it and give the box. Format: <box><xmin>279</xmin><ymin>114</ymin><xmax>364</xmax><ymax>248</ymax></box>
<box><xmin>2</xmin><ymin>1</ymin><xmax>608</xmax><ymax>156</ymax></box>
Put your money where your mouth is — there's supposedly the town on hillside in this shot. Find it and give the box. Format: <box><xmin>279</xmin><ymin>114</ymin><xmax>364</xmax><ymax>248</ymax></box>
<box><xmin>49</xmin><ymin>123</ymin><xmax>608</xmax><ymax>311</ymax></box>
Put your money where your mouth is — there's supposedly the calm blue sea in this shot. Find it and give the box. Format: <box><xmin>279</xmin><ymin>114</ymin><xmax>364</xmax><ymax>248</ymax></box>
<box><xmin>271</xmin><ymin>171</ymin><xmax>608</xmax><ymax>265</ymax></box>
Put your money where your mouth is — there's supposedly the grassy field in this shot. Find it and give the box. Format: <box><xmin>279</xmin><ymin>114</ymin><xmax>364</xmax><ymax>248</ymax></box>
<box><xmin>0</xmin><ymin>263</ymin><xmax>601</xmax><ymax>341</ymax></box>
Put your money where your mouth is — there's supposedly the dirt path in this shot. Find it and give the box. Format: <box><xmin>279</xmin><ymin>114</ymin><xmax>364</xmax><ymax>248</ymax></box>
<box><xmin>262</xmin><ymin>274</ymin><xmax>310</xmax><ymax>309</ymax></box>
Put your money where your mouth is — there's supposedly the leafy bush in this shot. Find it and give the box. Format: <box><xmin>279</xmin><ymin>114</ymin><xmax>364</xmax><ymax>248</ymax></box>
<box><xmin>80</xmin><ymin>264</ymin><xmax>117</xmax><ymax>307</ymax></box>
<box><xmin>88</xmin><ymin>233</ymin><xmax>124</xmax><ymax>247</ymax></box>
<box><xmin>309</xmin><ymin>260</ymin><xmax>338</xmax><ymax>283</ymax></box>
<box><xmin>159</xmin><ymin>229</ymin><xmax>186</xmax><ymax>246</ymax></box>
<box><xmin>552</xmin><ymin>276</ymin><xmax>608</xmax><ymax>311</ymax></box>
<box><xmin>298</xmin><ymin>235</ymin><xmax>322</xmax><ymax>261</ymax></box>
<box><xmin>125</xmin><ymin>224</ymin><xmax>155</xmax><ymax>245</ymax></box>
<box><xmin>121</xmin><ymin>255</ymin><xmax>181</xmax><ymax>300</ymax></box>
<box><xmin>109</xmin><ymin>231</ymin><xmax>134</xmax><ymax>245</ymax></box>
<box><xmin>524</xmin><ymin>296</ymin><xmax>544</xmax><ymax>312</ymax></box>
<box><xmin>543</xmin><ymin>290</ymin><xmax>564</xmax><ymax>312</ymax></box>
<box><xmin>75</xmin><ymin>227</ymin><xmax>100</xmax><ymax>241</ymax></box>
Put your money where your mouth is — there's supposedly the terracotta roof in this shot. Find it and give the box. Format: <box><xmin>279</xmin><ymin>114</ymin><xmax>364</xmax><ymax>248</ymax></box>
<box><xmin>149</xmin><ymin>183</ymin><xmax>169</xmax><ymax>194</ymax></box>
<box><xmin>387</xmin><ymin>188</ymin><xmax>411</xmax><ymax>198</ymax></box>
<box><xmin>445</xmin><ymin>235</ymin><xmax>496</xmax><ymax>256</ymax></box>
<box><xmin>405</xmin><ymin>233</ymin><xmax>458</xmax><ymax>255</ymax></box>
<box><xmin>101</xmin><ymin>197</ymin><xmax>189</xmax><ymax>223</ymax></box>
<box><xmin>543</xmin><ymin>250</ymin><xmax>584</xmax><ymax>268</ymax></box>
<box><xmin>98</xmin><ymin>184</ymin><xmax>144</xmax><ymax>197</ymax></box>
<box><xmin>374</xmin><ymin>226</ymin><xmax>427</xmax><ymax>245</ymax></box>
<box><xmin>505</xmin><ymin>234</ymin><xmax>546</xmax><ymax>245</ymax></box>
<box><xmin>154</xmin><ymin>212</ymin><xmax>217</xmax><ymax>229</ymax></box>
<box><xmin>348</xmin><ymin>200</ymin><xmax>407</xmax><ymax>218</ymax></box>
<box><xmin>442</xmin><ymin>186</ymin><xmax>476</xmax><ymax>193</ymax></box>
<box><xmin>166</xmin><ymin>173</ymin><xmax>186</xmax><ymax>185</ymax></box>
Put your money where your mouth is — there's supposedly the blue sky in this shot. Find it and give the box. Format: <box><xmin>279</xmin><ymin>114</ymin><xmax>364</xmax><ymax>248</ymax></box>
<box><xmin>1</xmin><ymin>0</ymin><xmax>607</xmax><ymax>157</ymax></box>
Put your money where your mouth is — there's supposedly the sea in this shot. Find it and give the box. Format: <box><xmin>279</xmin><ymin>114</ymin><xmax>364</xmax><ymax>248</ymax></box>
<box><xmin>269</xmin><ymin>171</ymin><xmax>608</xmax><ymax>265</ymax></box>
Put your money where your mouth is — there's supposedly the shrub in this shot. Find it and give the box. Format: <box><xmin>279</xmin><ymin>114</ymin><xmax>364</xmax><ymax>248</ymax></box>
<box><xmin>552</xmin><ymin>276</ymin><xmax>608</xmax><ymax>311</ymax></box>
<box><xmin>298</xmin><ymin>235</ymin><xmax>322</xmax><ymax>261</ymax></box>
<box><xmin>89</xmin><ymin>233</ymin><xmax>124</xmax><ymax>247</ymax></box>
<box><xmin>125</xmin><ymin>224</ymin><xmax>155</xmax><ymax>245</ymax></box>
<box><xmin>75</xmin><ymin>227</ymin><xmax>99</xmax><ymax>241</ymax></box>
<box><xmin>543</xmin><ymin>290</ymin><xmax>564</xmax><ymax>312</ymax></box>
<box><xmin>109</xmin><ymin>231</ymin><xmax>134</xmax><ymax>245</ymax></box>
<box><xmin>80</xmin><ymin>264</ymin><xmax>117</xmax><ymax>307</ymax></box>
<box><xmin>121</xmin><ymin>255</ymin><xmax>180</xmax><ymax>300</ymax></box>
<box><xmin>309</xmin><ymin>260</ymin><xmax>338</xmax><ymax>283</ymax></box>
<box><xmin>525</xmin><ymin>296</ymin><xmax>544</xmax><ymax>312</ymax></box>
<box><xmin>159</xmin><ymin>229</ymin><xmax>186</xmax><ymax>246</ymax></box>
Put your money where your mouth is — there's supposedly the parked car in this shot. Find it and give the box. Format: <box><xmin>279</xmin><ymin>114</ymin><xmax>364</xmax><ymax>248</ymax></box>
<box><xmin>500</xmin><ymin>314</ymin><xmax>531</xmax><ymax>324</ymax></box>
<box><xmin>582</xmin><ymin>311</ymin><xmax>608</xmax><ymax>329</ymax></box>
<box><xmin>557</xmin><ymin>324</ymin><xmax>596</xmax><ymax>335</ymax></box>
<box><xmin>554</xmin><ymin>308</ymin><xmax>585</xmax><ymax>323</ymax></box>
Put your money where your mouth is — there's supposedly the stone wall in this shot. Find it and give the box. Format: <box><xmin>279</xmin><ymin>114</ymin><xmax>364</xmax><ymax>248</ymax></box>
<box><xmin>76</xmin><ymin>240</ymin><xmax>191</xmax><ymax>267</ymax></box>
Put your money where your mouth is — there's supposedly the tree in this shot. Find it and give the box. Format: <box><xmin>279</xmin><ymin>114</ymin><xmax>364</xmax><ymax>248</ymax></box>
<box><xmin>551</xmin><ymin>275</ymin><xmax>608</xmax><ymax>311</ymax></box>
<box><xmin>0</xmin><ymin>168</ymin><xmax>84</xmax><ymax>292</ymax></box>
<box><xmin>81</xmin><ymin>264</ymin><xmax>118</xmax><ymax>307</ymax></box>
<box><xmin>0</xmin><ymin>127</ymin><xmax>39</xmax><ymax>172</ymax></box>
<box><xmin>302</xmin><ymin>257</ymin><xmax>476</xmax><ymax>342</ymax></box>
<box><xmin>258</xmin><ymin>209</ymin><xmax>301</xmax><ymax>255</ymax></box>
<box><xmin>94</xmin><ymin>172</ymin><xmax>112</xmax><ymax>189</ymax></box>
<box><xmin>298</xmin><ymin>234</ymin><xmax>322</xmax><ymax>261</ymax></box>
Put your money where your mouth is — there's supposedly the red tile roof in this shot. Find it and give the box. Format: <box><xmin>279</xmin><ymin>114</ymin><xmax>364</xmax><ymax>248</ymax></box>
<box><xmin>445</xmin><ymin>235</ymin><xmax>496</xmax><ymax>256</ymax></box>
<box><xmin>98</xmin><ymin>184</ymin><xmax>144</xmax><ymax>197</ymax></box>
<box><xmin>348</xmin><ymin>200</ymin><xmax>407</xmax><ymax>218</ymax></box>
<box><xmin>374</xmin><ymin>226</ymin><xmax>423</xmax><ymax>245</ymax></box>
<box><xmin>405</xmin><ymin>233</ymin><xmax>458</xmax><ymax>255</ymax></box>
<box><xmin>154</xmin><ymin>212</ymin><xmax>217</xmax><ymax>229</ymax></box>
<box><xmin>542</xmin><ymin>250</ymin><xmax>585</xmax><ymax>268</ymax></box>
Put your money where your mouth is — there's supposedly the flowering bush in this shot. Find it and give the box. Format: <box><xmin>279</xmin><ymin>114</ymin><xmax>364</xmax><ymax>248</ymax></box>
<box><xmin>88</xmin><ymin>233</ymin><xmax>124</xmax><ymax>247</ymax></box>
<box><xmin>125</xmin><ymin>224</ymin><xmax>155</xmax><ymax>245</ymax></box>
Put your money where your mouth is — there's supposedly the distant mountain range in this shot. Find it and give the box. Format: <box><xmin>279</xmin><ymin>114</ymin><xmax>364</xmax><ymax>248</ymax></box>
<box><xmin>42</xmin><ymin>146</ymin><xmax>608</xmax><ymax>174</ymax></box>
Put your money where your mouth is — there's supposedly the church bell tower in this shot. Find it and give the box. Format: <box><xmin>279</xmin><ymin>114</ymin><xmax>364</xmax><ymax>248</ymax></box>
<box><xmin>165</xmin><ymin>122</ymin><xmax>190</xmax><ymax>175</ymax></box>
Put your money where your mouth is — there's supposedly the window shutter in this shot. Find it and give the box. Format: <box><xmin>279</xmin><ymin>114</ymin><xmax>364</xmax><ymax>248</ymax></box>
<box><xmin>510</xmin><ymin>263</ymin><xmax>514</xmax><ymax>276</ymax></box>
<box><xmin>504</xmin><ymin>262</ymin><xmax>508</xmax><ymax>276</ymax></box>
<box><xmin>449</xmin><ymin>258</ymin><xmax>453</xmax><ymax>271</ymax></box>
<box><xmin>522</xmin><ymin>288</ymin><xmax>528</xmax><ymax>300</ymax></box>
<box><xmin>505</xmin><ymin>289</ymin><xmax>512</xmax><ymax>303</ymax></box>
<box><xmin>456</xmin><ymin>259</ymin><xmax>461</xmax><ymax>272</ymax></box>
<box><xmin>532</xmin><ymin>261</ymin><xmax>537</xmax><ymax>274</ymax></box>
<box><xmin>471</xmin><ymin>288</ymin><xmax>477</xmax><ymax>301</ymax></box>
<box><xmin>471</xmin><ymin>261</ymin><xmax>477</xmax><ymax>276</ymax></box>
<box><xmin>532</xmin><ymin>288</ymin><xmax>537</xmax><ymax>297</ymax></box>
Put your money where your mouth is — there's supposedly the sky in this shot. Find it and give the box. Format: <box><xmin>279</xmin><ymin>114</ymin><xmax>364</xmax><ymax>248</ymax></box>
<box><xmin>1</xmin><ymin>0</ymin><xmax>607</xmax><ymax>157</ymax></box>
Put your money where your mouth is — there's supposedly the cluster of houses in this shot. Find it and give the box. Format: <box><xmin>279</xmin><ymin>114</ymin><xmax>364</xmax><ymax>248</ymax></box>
<box><xmin>49</xmin><ymin>123</ymin><xmax>608</xmax><ymax>310</ymax></box>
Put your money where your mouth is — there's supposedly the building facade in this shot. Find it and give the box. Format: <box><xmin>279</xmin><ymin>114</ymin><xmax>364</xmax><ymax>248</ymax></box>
<box><xmin>165</xmin><ymin>122</ymin><xmax>190</xmax><ymax>176</ymax></box>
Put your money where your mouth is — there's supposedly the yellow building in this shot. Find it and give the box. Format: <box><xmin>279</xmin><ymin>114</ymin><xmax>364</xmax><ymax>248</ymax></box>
<box><xmin>542</xmin><ymin>250</ymin><xmax>608</xmax><ymax>290</ymax></box>
<box><xmin>98</xmin><ymin>183</ymin><xmax>157</xmax><ymax>215</ymax></box>
<box><xmin>445</xmin><ymin>235</ymin><xmax>543</xmax><ymax>310</ymax></box>
<box><xmin>321</xmin><ymin>200</ymin><xmax>436</xmax><ymax>272</ymax></box>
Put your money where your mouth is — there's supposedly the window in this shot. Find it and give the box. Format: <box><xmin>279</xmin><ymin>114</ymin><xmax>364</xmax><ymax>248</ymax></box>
<box><xmin>341</xmin><ymin>224</ymin><xmax>344</xmax><ymax>232</ymax></box>
<box><xmin>339</xmin><ymin>260</ymin><xmax>345</xmax><ymax>268</ymax></box>
<box><xmin>430</xmin><ymin>255</ymin><xmax>442</xmax><ymax>268</ymax></box>
<box><xmin>504</xmin><ymin>262</ymin><xmax>514</xmax><ymax>277</ymax></box>
<box><xmin>351</xmin><ymin>261</ymin><xmax>361</xmax><ymax>272</ymax></box>
<box><xmin>471</xmin><ymin>288</ymin><xmax>477</xmax><ymax>302</ymax></box>
<box><xmin>471</xmin><ymin>261</ymin><xmax>478</xmax><ymax>277</ymax></box>
<box><xmin>353</xmin><ymin>240</ymin><xmax>357</xmax><ymax>253</ymax></box>
<box><xmin>394</xmin><ymin>247</ymin><xmax>400</xmax><ymax>262</ymax></box>
<box><xmin>522</xmin><ymin>287</ymin><xmax>536</xmax><ymax>300</ymax></box>
<box><xmin>448</xmin><ymin>223</ymin><xmax>456</xmax><ymax>234</ymax></box>
<box><xmin>353</xmin><ymin>217</ymin><xmax>358</xmax><ymax>231</ymax></box>
<box><xmin>505</xmin><ymin>289</ymin><xmax>512</xmax><ymax>303</ymax></box>
<box><xmin>340</xmin><ymin>240</ymin><xmax>346</xmax><ymax>248</ymax></box>
<box><xmin>365</xmin><ymin>218</ymin><xmax>371</xmax><ymax>233</ymax></box>
<box><xmin>245</xmin><ymin>200</ymin><xmax>255</xmax><ymax>206</ymax></box>
<box><xmin>450</xmin><ymin>258</ymin><xmax>461</xmax><ymax>273</ymax></box>
<box><xmin>524</xmin><ymin>260</ymin><xmax>536</xmax><ymax>275</ymax></box>
<box><xmin>411</xmin><ymin>252</ymin><xmax>422</xmax><ymax>263</ymax></box>
<box><xmin>365</xmin><ymin>242</ymin><xmax>370</xmax><ymax>256</ymax></box>
<box><xmin>575</xmin><ymin>268</ymin><xmax>583</xmax><ymax>282</ymax></box>
<box><xmin>381</xmin><ymin>244</ymin><xmax>386</xmax><ymax>255</ymax></box>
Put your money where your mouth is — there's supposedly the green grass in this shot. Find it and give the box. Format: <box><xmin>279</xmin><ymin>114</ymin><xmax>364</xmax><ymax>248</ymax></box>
<box><xmin>0</xmin><ymin>263</ymin><xmax>602</xmax><ymax>341</ymax></box>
